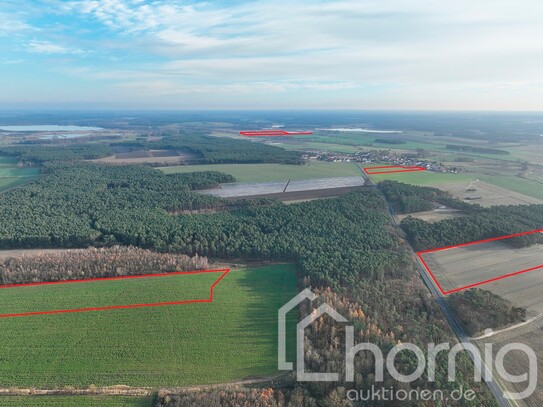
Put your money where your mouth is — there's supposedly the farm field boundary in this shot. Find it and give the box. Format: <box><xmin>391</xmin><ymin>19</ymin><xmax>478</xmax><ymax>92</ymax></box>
<box><xmin>418</xmin><ymin>229</ymin><xmax>543</xmax><ymax>295</ymax></box>
<box><xmin>364</xmin><ymin>165</ymin><xmax>426</xmax><ymax>175</ymax></box>
<box><xmin>0</xmin><ymin>268</ymin><xmax>230</xmax><ymax>319</ymax></box>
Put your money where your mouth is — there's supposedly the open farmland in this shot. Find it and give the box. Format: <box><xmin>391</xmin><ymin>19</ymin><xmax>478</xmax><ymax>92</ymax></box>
<box><xmin>198</xmin><ymin>176</ymin><xmax>364</xmax><ymax>199</ymax></box>
<box><xmin>0</xmin><ymin>270</ymin><xmax>222</xmax><ymax>316</ymax></box>
<box><xmin>368</xmin><ymin>169</ymin><xmax>472</xmax><ymax>186</ymax></box>
<box><xmin>422</xmin><ymin>239</ymin><xmax>543</xmax><ymax>407</ymax></box>
<box><xmin>434</xmin><ymin>179</ymin><xmax>543</xmax><ymax>206</ymax></box>
<box><xmin>159</xmin><ymin>161</ymin><xmax>360</xmax><ymax>182</ymax></box>
<box><xmin>0</xmin><ymin>156</ymin><xmax>40</xmax><ymax>191</ymax></box>
<box><xmin>0</xmin><ymin>264</ymin><xmax>297</xmax><ymax>388</ymax></box>
<box><xmin>420</xmin><ymin>241</ymin><xmax>543</xmax><ymax>313</ymax></box>
<box><xmin>475</xmin><ymin>319</ymin><xmax>543</xmax><ymax>407</ymax></box>
<box><xmin>92</xmin><ymin>150</ymin><xmax>198</xmax><ymax>165</ymax></box>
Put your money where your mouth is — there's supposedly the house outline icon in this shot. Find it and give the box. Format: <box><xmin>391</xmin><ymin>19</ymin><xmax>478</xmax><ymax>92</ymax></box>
<box><xmin>278</xmin><ymin>289</ymin><xmax>349</xmax><ymax>381</ymax></box>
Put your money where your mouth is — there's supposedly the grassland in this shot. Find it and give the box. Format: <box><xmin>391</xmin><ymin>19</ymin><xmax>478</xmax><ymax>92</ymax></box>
<box><xmin>367</xmin><ymin>169</ymin><xmax>473</xmax><ymax>186</ymax></box>
<box><xmin>4</xmin><ymin>396</ymin><xmax>151</xmax><ymax>407</ymax></box>
<box><xmin>0</xmin><ymin>156</ymin><xmax>40</xmax><ymax>191</ymax></box>
<box><xmin>0</xmin><ymin>264</ymin><xmax>297</xmax><ymax>388</ymax></box>
<box><xmin>159</xmin><ymin>161</ymin><xmax>360</xmax><ymax>182</ymax></box>
<box><xmin>476</xmin><ymin>174</ymin><xmax>543</xmax><ymax>201</ymax></box>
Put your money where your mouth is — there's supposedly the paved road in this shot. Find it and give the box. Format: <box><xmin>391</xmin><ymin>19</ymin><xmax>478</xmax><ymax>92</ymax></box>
<box><xmin>356</xmin><ymin>164</ymin><xmax>513</xmax><ymax>407</ymax></box>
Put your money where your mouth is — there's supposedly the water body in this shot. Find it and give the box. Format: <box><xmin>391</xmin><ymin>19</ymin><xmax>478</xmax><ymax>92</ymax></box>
<box><xmin>40</xmin><ymin>133</ymin><xmax>92</xmax><ymax>140</ymax></box>
<box><xmin>317</xmin><ymin>128</ymin><xmax>402</xmax><ymax>134</ymax></box>
<box><xmin>0</xmin><ymin>125</ymin><xmax>103</xmax><ymax>132</ymax></box>
<box><xmin>199</xmin><ymin>176</ymin><xmax>365</xmax><ymax>198</ymax></box>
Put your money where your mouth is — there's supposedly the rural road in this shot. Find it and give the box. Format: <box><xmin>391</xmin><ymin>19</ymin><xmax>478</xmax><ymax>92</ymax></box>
<box><xmin>357</xmin><ymin>164</ymin><xmax>514</xmax><ymax>407</ymax></box>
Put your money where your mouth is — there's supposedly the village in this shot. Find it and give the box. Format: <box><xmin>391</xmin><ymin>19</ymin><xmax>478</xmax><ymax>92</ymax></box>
<box><xmin>304</xmin><ymin>149</ymin><xmax>461</xmax><ymax>174</ymax></box>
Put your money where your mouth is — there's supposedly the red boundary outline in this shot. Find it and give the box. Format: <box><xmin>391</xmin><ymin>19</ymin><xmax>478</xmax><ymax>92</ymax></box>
<box><xmin>0</xmin><ymin>268</ymin><xmax>230</xmax><ymax>319</ymax></box>
<box><xmin>417</xmin><ymin>229</ymin><xmax>543</xmax><ymax>295</ymax></box>
<box><xmin>364</xmin><ymin>165</ymin><xmax>427</xmax><ymax>175</ymax></box>
<box><xmin>239</xmin><ymin>130</ymin><xmax>313</xmax><ymax>137</ymax></box>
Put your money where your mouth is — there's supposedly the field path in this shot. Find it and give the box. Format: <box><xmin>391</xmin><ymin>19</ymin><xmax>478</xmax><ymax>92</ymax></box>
<box><xmin>0</xmin><ymin>375</ymin><xmax>284</xmax><ymax>396</ymax></box>
<box><xmin>471</xmin><ymin>315</ymin><xmax>543</xmax><ymax>340</ymax></box>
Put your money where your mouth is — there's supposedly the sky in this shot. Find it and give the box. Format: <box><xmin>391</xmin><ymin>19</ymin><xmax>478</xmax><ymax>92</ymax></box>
<box><xmin>1</xmin><ymin>0</ymin><xmax>542</xmax><ymax>110</ymax></box>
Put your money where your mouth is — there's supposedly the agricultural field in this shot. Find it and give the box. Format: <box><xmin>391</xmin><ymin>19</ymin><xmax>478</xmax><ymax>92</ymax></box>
<box><xmin>199</xmin><ymin>176</ymin><xmax>364</xmax><ymax>198</ymax></box>
<box><xmin>159</xmin><ymin>161</ymin><xmax>360</xmax><ymax>182</ymax></box>
<box><xmin>475</xmin><ymin>319</ymin><xmax>543</xmax><ymax>407</ymax></box>
<box><xmin>0</xmin><ymin>264</ymin><xmax>297</xmax><ymax>388</ymax></box>
<box><xmin>420</xmin><ymin>240</ymin><xmax>543</xmax><ymax>314</ymax></box>
<box><xmin>0</xmin><ymin>156</ymin><xmax>40</xmax><ymax>191</ymax></box>
<box><xmin>92</xmin><ymin>150</ymin><xmax>198</xmax><ymax>165</ymax></box>
<box><xmin>432</xmin><ymin>179</ymin><xmax>543</xmax><ymax>206</ymax></box>
<box><xmin>367</xmin><ymin>169</ymin><xmax>472</xmax><ymax>186</ymax></box>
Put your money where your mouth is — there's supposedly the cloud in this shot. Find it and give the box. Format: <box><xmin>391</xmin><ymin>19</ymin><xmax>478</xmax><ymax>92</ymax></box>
<box><xmin>3</xmin><ymin>0</ymin><xmax>543</xmax><ymax>109</ymax></box>
<box><xmin>0</xmin><ymin>11</ymin><xmax>33</xmax><ymax>36</ymax></box>
<box><xmin>26</xmin><ymin>40</ymin><xmax>84</xmax><ymax>55</ymax></box>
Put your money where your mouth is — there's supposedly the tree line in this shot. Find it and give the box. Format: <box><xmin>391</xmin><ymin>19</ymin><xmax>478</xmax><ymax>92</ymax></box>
<box><xmin>378</xmin><ymin>180</ymin><xmax>477</xmax><ymax>214</ymax></box>
<box><xmin>0</xmin><ymin>246</ymin><xmax>208</xmax><ymax>286</ymax></box>
<box><xmin>447</xmin><ymin>289</ymin><xmax>526</xmax><ymax>336</ymax></box>
<box><xmin>0</xmin><ymin>144</ymin><xmax>113</xmax><ymax>165</ymax></box>
<box><xmin>401</xmin><ymin>204</ymin><xmax>543</xmax><ymax>251</ymax></box>
<box><xmin>122</xmin><ymin>133</ymin><xmax>304</xmax><ymax>164</ymax></box>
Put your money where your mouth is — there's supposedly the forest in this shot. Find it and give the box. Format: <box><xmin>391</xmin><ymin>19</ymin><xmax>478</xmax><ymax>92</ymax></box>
<box><xmin>0</xmin><ymin>246</ymin><xmax>208</xmax><ymax>286</ymax></box>
<box><xmin>447</xmin><ymin>289</ymin><xmax>526</xmax><ymax>336</ymax></box>
<box><xmin>378</xmin><ymin>180</ymin><xmax>477</xmax><ymax>214</ymax></box>
<box><xmin>0</xmin><ymin>144</ymin><xmax>113</xmax><ymax>164</ymax></box>
<box><xmin>1</xmin><ymin>132</ymin><xmax>303</xmax><ymax>166</ymax></box>
<box><xmin>401</xmin><ymin>205</ymin><xmax>543</xmax><ymax>251</ymax></box>
<box><xmin>114</xmin><ymin>133</ymin><xmax>304</xmax><ymax>164</ymax></box>
<box><xmin>0</xmin><ymin>163</ymin><xmax>233</xmax><ymax>249</ymax></box>
<box><xmin>0</xmin><ymin>163</ymin><xmax>498</xmax><ymax>405</ymax></box>
<box><xmin>445</xmin><ymin>144</ymin><xmax>509</xmax><ymax>155</ymax></box>
<box><xmin>376</xmin><ymin>181</ymin><xmax>543</xmax><ymax>250</ymax></box>
<box><xmin>0</xmin><ymin>162</ymin><xmax>406</xmax><ymax>287</ymax></box>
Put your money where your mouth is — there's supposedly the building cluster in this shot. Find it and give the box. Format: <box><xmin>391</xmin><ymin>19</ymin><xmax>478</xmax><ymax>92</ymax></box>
<box><xmin>303</xmin><ymin>150</ymin><xmax>459</xmax><ymax>174</ymax></box>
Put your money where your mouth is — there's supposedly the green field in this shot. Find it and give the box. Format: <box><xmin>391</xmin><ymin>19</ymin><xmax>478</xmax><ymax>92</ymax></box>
<box><xmin>476</xmin><ymin>174</ymin><xmax>543</xmax><ymax>201</ymax></box>
<box><xmin>0</xmin><ymin>156</ymin><xmax>40</xmax><ymax>191</ymax></box>
<box><xmin>3</xmin><ymin>396</ymin><xmax>151</xmax><ymax>407</ymax></box>
<box><xmin>0</xmin><ymin>264</ymin><xmax>297</xmax><ymax>388</ymax></box>
<box><xmin>159</xmin><ymin>161</ymin><xmax>360</xmax><ymax>182</ymax></box>
<box><xmin>367</xmin><ymin>169</ymin><xmax>473</xmax><ymax>185</ymax></box>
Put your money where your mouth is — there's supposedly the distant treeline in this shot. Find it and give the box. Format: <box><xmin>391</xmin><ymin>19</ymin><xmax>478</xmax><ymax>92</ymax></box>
<box><xmin>113</xmin><ymin>134</ymin><xmax>304</xmax><ymax>165</ymax></box>
<box><xmin>446</xmin><ymin>144</ymin><xmax>509</xmax><ymax>155</ymax></box>
<box><xmin>3</xmin><ymin>133</ymin><xmax>303</xmax><ymax>165</ymax></box>
<box><xmin>374</xmin><ymin>138</ymin><xmax>406</xmax><ymax>145</ymax></box>
<box><xmin>0</xmin><ymin>144</ymin><xmax>113</xmax><ymax>164</ymax></box>
<box><xmin>0</xmin><ymin>246</ymin><xmax>208</xmax><ymax>285</ymax></box>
